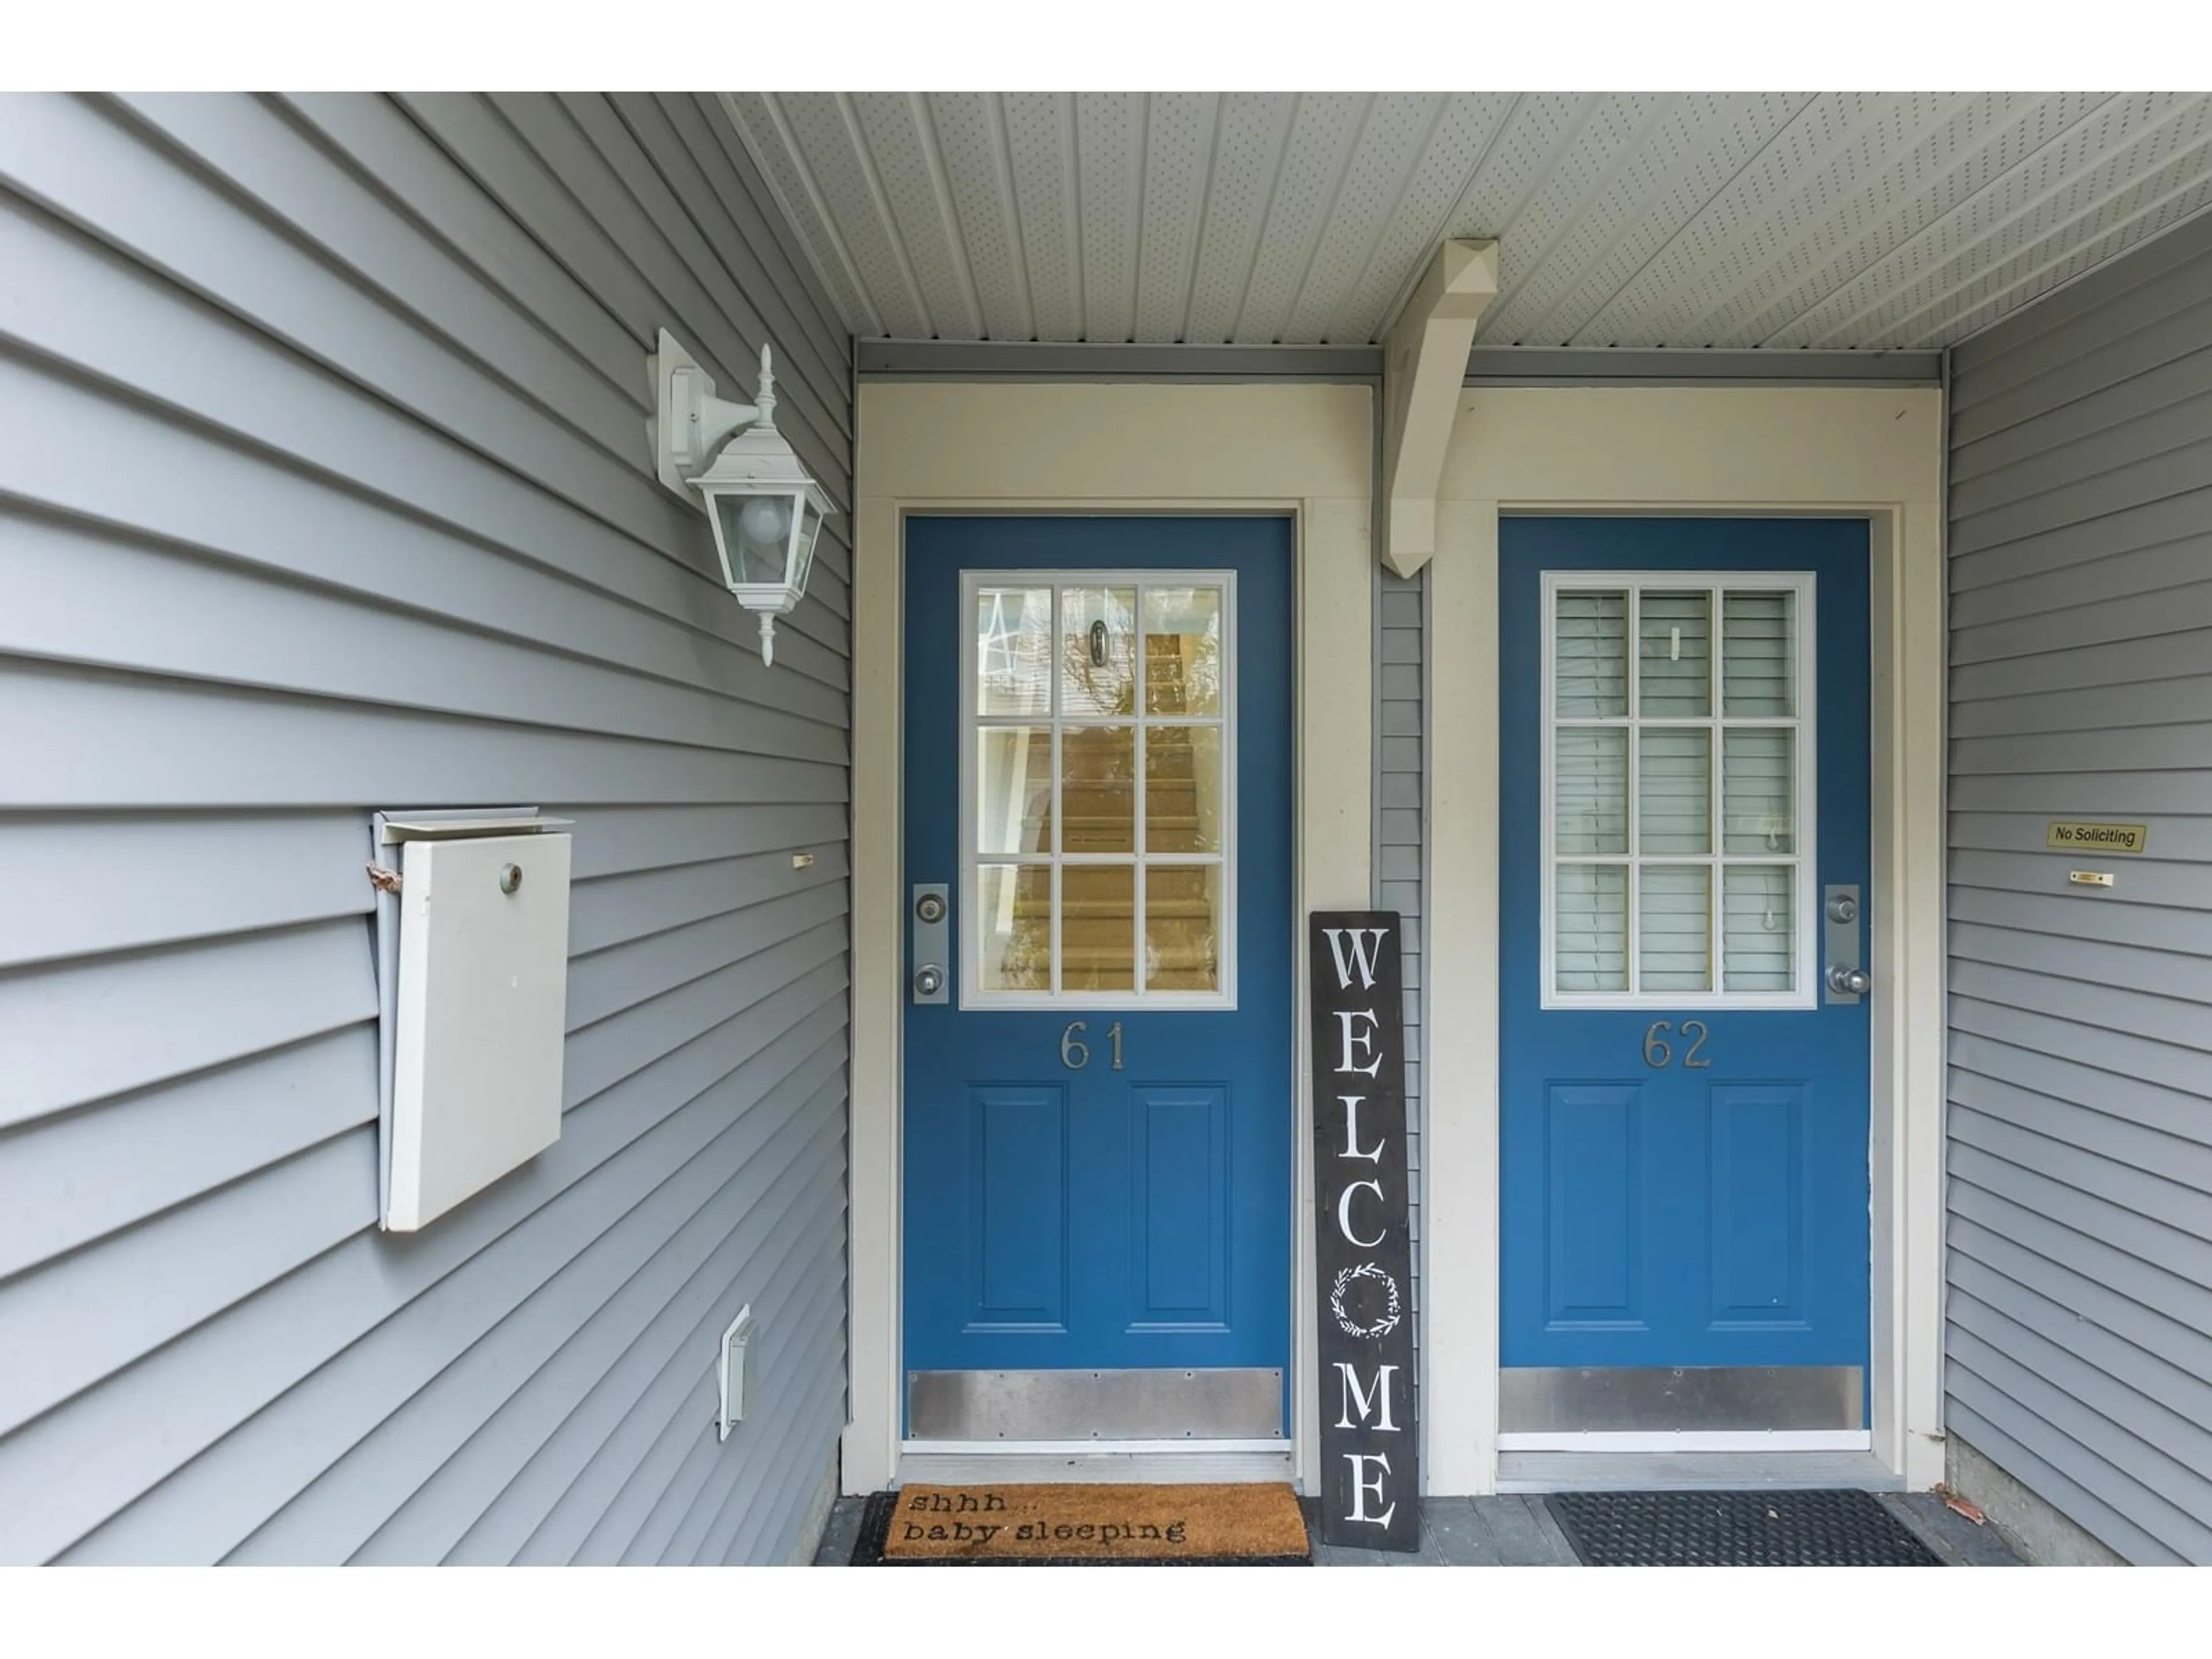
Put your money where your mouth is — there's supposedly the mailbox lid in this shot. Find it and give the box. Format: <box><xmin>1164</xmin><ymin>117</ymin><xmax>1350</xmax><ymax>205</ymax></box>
<box><xmin>388</xmin><ymin>831</ymin><xmax>572</xmax><ymax>1230</ymax></box>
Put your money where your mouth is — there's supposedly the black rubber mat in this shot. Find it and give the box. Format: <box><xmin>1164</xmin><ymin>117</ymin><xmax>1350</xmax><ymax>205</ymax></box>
<box><xmin>1546</xmin><ymin>1488</ymin><xmax>1942</xmax><ymax>1567</ymax></box>
<box><xmin>847</xmin><ymin>1491</ymin><xmax>1310</xmax><ymax>1566</ymax></box>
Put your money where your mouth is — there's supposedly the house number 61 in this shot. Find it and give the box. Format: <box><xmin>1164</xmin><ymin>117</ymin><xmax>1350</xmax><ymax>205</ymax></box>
<box><xmin>1642</xmin><ymin>1020</ymin><xmax>1712</xmax><ymax>1069</ymax></box>
<box><xmin>1060</xmin><ymin>1021</ymin><xmax>1125</xmax><ymax>1070</ymax></box>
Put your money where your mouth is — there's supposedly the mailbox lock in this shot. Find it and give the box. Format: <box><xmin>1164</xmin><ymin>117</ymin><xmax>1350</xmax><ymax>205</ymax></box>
<box><xmin>915</xmin><ymin>892</ymin><xmax>947</xmax><ymax>925</ymax></box>
<box><xmin>499</xmin><ymin>863</ymin><xmax>524</xmax><ymax>895</ymax></box>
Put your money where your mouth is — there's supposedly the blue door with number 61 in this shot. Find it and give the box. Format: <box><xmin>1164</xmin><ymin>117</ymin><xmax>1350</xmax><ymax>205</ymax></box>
<box><xmin>901</xmin><ymin>516</ymin><xmax>1294</xmax><ymax>1440</ymax></box>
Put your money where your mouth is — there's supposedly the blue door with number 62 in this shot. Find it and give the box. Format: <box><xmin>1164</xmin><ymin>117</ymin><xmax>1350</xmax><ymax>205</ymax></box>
<box><xmin>1499</xmin><ymin>518</ymin><xmax>1872</xmax><ymax>1411</ymax></box>
<box><xmin>901</xmin><ymin>516</ymin><xmax>1294</xmax><ymax>1440</ymax></box>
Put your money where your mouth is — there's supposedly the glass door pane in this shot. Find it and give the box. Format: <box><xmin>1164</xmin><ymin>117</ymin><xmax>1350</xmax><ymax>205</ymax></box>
<box><xmin>1722</xmin><ymin>865</ymin><xmax>1796</xmax><ymax>991</ymax></box>
<box><xmin>1638</xmin><ymin>591</ymin><xmax>1711</xmax><ymax>717</ymax></box>
<box><xmin>1637</xmin><ymin>728</ymin><xmax>1711</xmax><ymax>854</ymax></box>
<box><xmin>1061</xmin><ymin>865</ymin><xmax>1135</xmax><ymax>992</ymax></box>
<box><xmin>975</xmin><ymin>586</ymin><xmax>1052</xmax><ymax>716</ymax></box>
<box><xmin>1146</xmin><ymin>726</ymin><xmax>1221</xmax><ymax>853</ymax></box>
<box><xmin>1142</xmin><ymin>586</ymin><xmax>1224</xmax><ymax>716</ymax></box>
<box><xmin>976</xmin><ymin>727</ymin><xmax>1052</xmax><ymax>854</ymax></box>
<box><xmin>975</xmin><ymin>865</ymin><xmax>1051</xmax><ymax>992</ymax></box>
<box><xmin>1556</xmin><ymin>728</ymin><xmax>1628</xmax><ymax>854</ymax></box>
<box><xmin>1722</xmin><ymin>590</ymin><xmax>1795</xmax><ymax>715</ymax></box>
<box><xmin>1722</xmin><ymin>728</ymin><xmax>1794</xmax><ymax>854</ymax></box>
<box><xmin>1556</xmin><ymin>864</ymin><xmax>1629</xmax><ymax>993</ymax></box>
<box><xmin>1639</xmin><ymin>865</ymin><xmax>1712</xmax><ymax>993</ymax></box>
<box><xmin>1556</xmin><ymin>590</ymin><xmax>1628</xmax><ymax>716</ymax></box>
<box><xmin>1060</xmin><ymin>586</ymin><xmax>1138</xmax><ymax>717</ymax></box>
<box><xmin>1145</xmin><ymin>866</ymin><xmax>1222</xmax><ymax>992</ymax></box>
<box><xmin>1060</xmin><ymin>726</ymin><xmax>1135</xmax><ymax>853</ymax></box>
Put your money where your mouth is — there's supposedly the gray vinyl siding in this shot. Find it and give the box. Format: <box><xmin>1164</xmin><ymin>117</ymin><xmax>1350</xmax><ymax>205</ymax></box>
<box><xmin>1376</xmin><ymin>565</ymin><xmax>1426</xmax><ymax>1391</ymax></box>
<box><xmin>0</xmin><ymin>93</ymin><xmax>852</xmax><ymax>1565</ymax></box>
<box><xmin>1946</xmin><ymin>206</ymin><xmax>2212</xmax><ymax>1566</ymax></box>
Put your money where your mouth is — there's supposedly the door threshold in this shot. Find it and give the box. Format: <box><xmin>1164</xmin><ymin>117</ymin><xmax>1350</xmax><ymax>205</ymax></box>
<box><xmin>1497</xmin><ymin>1449</ymin><xmax>1902</xmax><ymax>1494</ymax></box>
<box><xmin>1498</xmin><ymin>1430</ymin><xmax>1872</xmax><ymax>1453</ymax></box>
<box><xmin>897</xmin><ymin>1444</ymin><xmax>1296</xmax><ymax>1487</ymax></box>
<box><xmin>903</xmin><ymin>1438</ymin><xmax>1289</xmax><ymax>1456</ymax></box>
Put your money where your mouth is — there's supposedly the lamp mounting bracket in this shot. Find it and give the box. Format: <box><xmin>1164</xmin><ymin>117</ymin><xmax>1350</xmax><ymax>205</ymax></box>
<box><xmin>649</xmin><ymin>328</ymin><xmax>779</xmax><ymax>499</ymax></box>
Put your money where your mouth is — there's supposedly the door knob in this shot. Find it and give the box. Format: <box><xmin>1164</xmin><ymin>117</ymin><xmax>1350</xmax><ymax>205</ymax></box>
<box><xmin>1825</xmin><ymin>965</ymin><xmax>1871</xmax><ymax>998</ymax></box>
<box><xmin>913</xmin><ymin>964</ymin><xmax>945</xmax><ymax>998</ymax></box>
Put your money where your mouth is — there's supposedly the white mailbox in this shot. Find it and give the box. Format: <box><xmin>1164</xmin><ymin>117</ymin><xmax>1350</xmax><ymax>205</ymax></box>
<box><xmin>379</xmin><ymin>819</ymin><xmax>573</xmax><ymax>1232</ymax></box>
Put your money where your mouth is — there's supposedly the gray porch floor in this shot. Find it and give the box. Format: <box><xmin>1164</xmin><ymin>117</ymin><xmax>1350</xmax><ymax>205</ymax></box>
<box><xmin>809</xmin><ymin>1490</ymin><xmax>2018</xmax><ymax>1566</ymax></box>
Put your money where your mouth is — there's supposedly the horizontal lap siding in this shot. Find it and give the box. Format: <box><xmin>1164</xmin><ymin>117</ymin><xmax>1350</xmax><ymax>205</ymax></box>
<box><xmin>1376</xmin><ymin>567</ymin><xmax>1425</xmax><ymax>1401</ymax></box>
<box><xmin>0</xmin><ymin>93</ymin><xmax>853</xmax><ymax>1565</ymax></box>
<box><xmin>1946</xmin><ymin>206</ymin><xmax>2212</xmax><ymax>1566</ymax></box>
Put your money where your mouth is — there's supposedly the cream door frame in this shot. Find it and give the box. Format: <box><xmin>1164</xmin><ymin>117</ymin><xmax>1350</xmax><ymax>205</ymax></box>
<box><xmin>844</xmin><ymin>382</ymin><xmax>1375</xmax><ymax>1495</ymax></box>
<box><xmin>1422</xmin><ymin>385</ymin><xmax>1948</xmax><ymax>1494</ymax></box>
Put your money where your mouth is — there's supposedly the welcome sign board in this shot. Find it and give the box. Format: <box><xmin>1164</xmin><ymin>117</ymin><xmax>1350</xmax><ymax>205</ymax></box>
<box><xmin>1308</xmin><ymin>911</ymin><xmax>1419</xmax><ymax>1552</ymax></box>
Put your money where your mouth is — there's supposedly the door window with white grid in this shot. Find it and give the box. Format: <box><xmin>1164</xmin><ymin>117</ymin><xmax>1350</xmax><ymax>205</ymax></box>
<box><xmin>961</xmin><ymin>570</ymin><xmax>1237</xmax><ymax>1007</ymax></box>
<box><xmin>1542</xmin><ymin>571</ymin><xmax>1816</xmax><ymax>1008</ymax></box>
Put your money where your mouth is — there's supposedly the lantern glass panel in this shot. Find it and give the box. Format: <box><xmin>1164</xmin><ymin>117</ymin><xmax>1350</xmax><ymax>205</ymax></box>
<box><xmin>713</xmin><ymin>490</ymin><xmax>802</xmax><ymax>587</ymax></box>
<box><xmin>791</xmin><ymin>498</ymin><xmax>824</xmax><ymax>594</ymax></box>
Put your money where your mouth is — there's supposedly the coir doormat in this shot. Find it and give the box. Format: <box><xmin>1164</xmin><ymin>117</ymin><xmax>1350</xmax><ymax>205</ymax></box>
<box><xmin>852</xmin><ymin>1482</ymin><xmax>1311</xmax><ymax>1565</ymax></box>
<box><xmin>1547</xmin><ymin>1488</ymin><xmax>1942</xmax><ymax>1566</ymax></box>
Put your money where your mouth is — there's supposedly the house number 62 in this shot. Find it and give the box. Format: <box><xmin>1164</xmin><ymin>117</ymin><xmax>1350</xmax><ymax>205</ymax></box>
<box><xmin>1642</xmin><ymin>1020</ymin><xmax>1712</xmax><ymax>1069</ymax></box>
<box><xmin>1060</xmin><ymin>1021</ymin><xmax>1125</xmax><ymax>1071</ymax></box>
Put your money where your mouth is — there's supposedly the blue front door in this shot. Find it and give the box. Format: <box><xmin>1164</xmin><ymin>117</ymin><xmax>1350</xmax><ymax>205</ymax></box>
<box><xmin>902</xmin><ymin>517</ymin><xmax>1294</xmax><ymax>1434</ymax></box>
<box><xmin>1499</xmin><ymin>518</ymin><xmax>1872</xmax><ymax>1391</ymax></box>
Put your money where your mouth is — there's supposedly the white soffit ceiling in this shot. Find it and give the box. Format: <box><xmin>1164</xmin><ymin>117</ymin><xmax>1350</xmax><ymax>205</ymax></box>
<box><xmin>719</xmin><ymin>91</ymin><xmax>2212</xmax><ymax>350</ymax></box>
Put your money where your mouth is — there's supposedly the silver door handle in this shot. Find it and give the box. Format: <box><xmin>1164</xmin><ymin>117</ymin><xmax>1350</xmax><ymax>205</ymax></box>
<box><xmin>913</xmin><ymin>964</ymin><xmax>945</xmax><ymax>998</ymax></box>
<box><xmin>1826</xmin><ymin>965</ymin><xmax>1871</xmax><ymax>998</ymax></box>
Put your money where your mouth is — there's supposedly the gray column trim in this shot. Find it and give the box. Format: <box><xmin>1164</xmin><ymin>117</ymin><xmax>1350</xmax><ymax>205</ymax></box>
<box><xmin>1465</xmin><ymin>346</ymin><xmax>1942</xmax><ymax>385</ymax></box>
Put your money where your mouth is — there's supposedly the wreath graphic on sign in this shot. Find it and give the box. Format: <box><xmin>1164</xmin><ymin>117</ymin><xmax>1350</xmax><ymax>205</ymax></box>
<box><xmin>1330</xmin><ymin>1263</ymin><xmax>1402</xmax><ymax>1340</ymax></box>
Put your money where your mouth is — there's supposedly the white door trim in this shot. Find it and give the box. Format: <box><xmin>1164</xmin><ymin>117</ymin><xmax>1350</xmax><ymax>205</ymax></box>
<box><xmin>846</xmin><ymin>382</ymin><xmax>1375</xmax><ymax>1495</ymax></box>
<box><xmin>1423</xmin><ymin>386</ymin><xmax>1948</xmax><ymax>1496</ymax></box>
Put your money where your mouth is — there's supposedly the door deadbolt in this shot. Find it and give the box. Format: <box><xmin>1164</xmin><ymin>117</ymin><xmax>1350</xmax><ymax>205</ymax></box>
<box><xmin>910</xmin><ymin>881</ymin><xmax>949</xmax><ymax>1005</ymax></box>
<box><xmin>1825</xmin><ymin>892</ymin><xmax>1858</xmax><ymax>924</ymax></box>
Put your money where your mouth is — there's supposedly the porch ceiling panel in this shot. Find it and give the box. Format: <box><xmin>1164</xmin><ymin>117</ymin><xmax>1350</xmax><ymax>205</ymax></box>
<box><xmin>717</xmin><ymin>91</ymin><xmax>2212</xmax><ymax>352</ymax></box>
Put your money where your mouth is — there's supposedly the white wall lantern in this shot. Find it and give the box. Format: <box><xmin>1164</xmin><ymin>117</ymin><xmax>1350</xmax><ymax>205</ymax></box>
<box><xmin>651</xmin><ymin>328</ymin><xmax>835</xmax><ymax>666</ymax></box>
